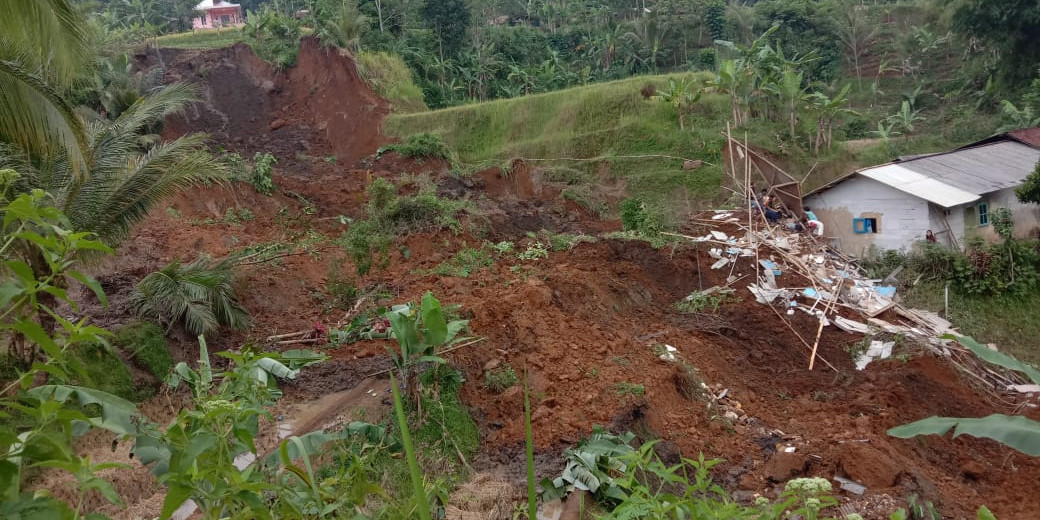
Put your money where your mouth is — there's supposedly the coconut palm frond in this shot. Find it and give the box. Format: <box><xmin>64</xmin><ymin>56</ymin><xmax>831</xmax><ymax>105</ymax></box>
<box><xmin>0</xmin><ymin>0</ymin><xmax>91</xmax><ymax>172</ymax></box>
<box><xmin>131</xmin><ymin>257</ymin><xmax>249</xmax><ymax>336</ymax></box>
<box><xmin>0</xmin><ymin>48</ymin><xmax>90</xmax><ymax>173</ymax></box>
<box><xmin>77</xmin><ymin>134</ymin><xmax>227</xmax><ymax>243</ymax></box>
<box><xmin>0</xmin><ymin>0</ymin><xmax>90</xmax><ymax>87</ymax></box>
<box><xmin>105</xmin><ymin>82</ymin><xmax>200</xmax><ymax>138</ymax></box>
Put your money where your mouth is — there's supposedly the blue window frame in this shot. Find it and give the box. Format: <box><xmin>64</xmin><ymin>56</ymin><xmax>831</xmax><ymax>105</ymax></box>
<box><xmin>853</xmin><ymin>217</ymin><xmax>878</xmax><ymax>234</ymax></box>
<box><xmin>978</xmin><ymin>202</ymin><xmax>989</xmax><ymax>226</ymax></box>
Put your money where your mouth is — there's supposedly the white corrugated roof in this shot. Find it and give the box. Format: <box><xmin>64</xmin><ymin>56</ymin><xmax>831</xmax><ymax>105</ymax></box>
<box><xmin>195</xmin><ymin>0</ymin><xmax>240</xmax><ymax>9</ymax></box>
<box><xmin>859</xmin><ymin>164</ymin><xmax>981</xmax><ymax>208</ymax></box>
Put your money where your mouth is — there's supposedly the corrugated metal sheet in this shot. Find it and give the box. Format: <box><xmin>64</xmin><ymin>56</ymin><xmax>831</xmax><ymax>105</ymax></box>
<box><xmin>859</xmin><ymin>164</ymin><xmax>980</xmax><ymax>208</ymax></box>
<box><xmin>897</xmin><ymin>141</ymin><xmax>1040</xmax><ymax>194</ymax></box>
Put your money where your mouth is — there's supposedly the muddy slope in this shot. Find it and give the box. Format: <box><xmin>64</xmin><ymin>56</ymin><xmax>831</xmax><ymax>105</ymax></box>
<box><xmin>156</xmin><ymin>37</ymin><xmax>389</xmax><ymax>165</ymax></box>
<box><xmin>66</xmin><ymin>40</ymin><xmax>1040</xmax><ymax>520</ymax></box>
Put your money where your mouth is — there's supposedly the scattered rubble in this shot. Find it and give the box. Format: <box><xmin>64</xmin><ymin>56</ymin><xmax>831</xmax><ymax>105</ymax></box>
<box><xmin>668</xmin><ymin>208</ymin><xmax>1036</xmax><ymax>395</ymax></box>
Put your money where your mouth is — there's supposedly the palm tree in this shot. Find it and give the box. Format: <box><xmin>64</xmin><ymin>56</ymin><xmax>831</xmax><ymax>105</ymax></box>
<box><xmin>0</xmin><ymin>0</ymin><xmax>92</xmax><ymax>173</ymax></box>
<box><xmin>2</xmin><ymin>83</ymin><xmax>227</xmax><ymax>248</ymax></box>
<box><xmin>130</xmin><ymin>256</ymin><xmax>250</xmax><ymax>335</ymax></box>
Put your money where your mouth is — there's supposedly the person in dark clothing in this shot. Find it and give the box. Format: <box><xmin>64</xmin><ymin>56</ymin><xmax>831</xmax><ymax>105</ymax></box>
<box><xmin>925</xmin><ymin>230</ymin><xmax>937</xmax><ymax>243</ymax></box>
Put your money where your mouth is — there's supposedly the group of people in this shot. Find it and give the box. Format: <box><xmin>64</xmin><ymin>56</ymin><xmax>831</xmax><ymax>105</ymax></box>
<box><xmin>749</xmin><ymin>184</ymin><xmax>825</xmax><ymax>236</ymax></box>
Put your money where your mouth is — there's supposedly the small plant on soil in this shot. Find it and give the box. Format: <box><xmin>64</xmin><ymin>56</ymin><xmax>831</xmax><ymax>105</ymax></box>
<box><xmin>675</xmin><ymin>290</ymin><xmax>735</xmax><ymax>314</ymax></box>
<box><xmin>251</xmin><ymin>152</ymin><xmax>277</xmax><ymax>195</ymax></box>
<box><xmin>426</xmin><ymin>246</ymin><xmax>493</xmax><ymax>278</ymax></box>
<box><xmin>386</xmin><ymin>292</ymin><xmax>470</xmax><ymax>407</ymax></box>
<box><xmin>540</xmin><ymin>429</ymin><xmax>636</xmax><ymax>504</ymax></box>
<box><xmin>614</xmin><ymin>382</ymin><xmax>646</xmax><ymax>397</ymax></box>
<box><xmin>489</xmin><ymin>240</ymin><xmax>514</xmax><ymax>256</ymax></box>
<box><xmin>129</xmin><ymin>255</ymin><xmax>250</xmax><ymax>335</ymax></box>
<box><xmin>535</xmin><ymin>230</ymin><xmax>597</xmax><ymax>252</ymax></box>
<box><xmin>484</xmin><ymin>364</ymin><xmax>518</xmax><ymax>392</ymax></box>
<box><xmin>517</xmin><ymin>242</ymin><xmax>550</xmax><ymax>261</ymax></box>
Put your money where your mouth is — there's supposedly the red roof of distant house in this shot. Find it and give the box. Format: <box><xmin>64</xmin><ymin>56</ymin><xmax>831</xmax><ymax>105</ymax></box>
<box><xmin>1007</xmin><ymin>127</ymin><xmax>1040</xmax><ymax>148</ymax></box>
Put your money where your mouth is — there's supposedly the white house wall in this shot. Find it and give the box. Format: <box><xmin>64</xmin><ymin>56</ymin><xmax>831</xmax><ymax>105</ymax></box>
<box><xmin>804</xmin><ymin>176</ymin><xmax>931</xmax><ymax>254</ymax></box>
<box><xmin>963</xmin><ymin>187</ymin><xmax>1040</xmax><ymax>242</ymax></box>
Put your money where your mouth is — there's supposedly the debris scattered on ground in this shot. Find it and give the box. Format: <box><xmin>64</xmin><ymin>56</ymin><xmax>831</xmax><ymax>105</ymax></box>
<box><xmin>834</xmin><ymin>475</ymin><xmax>868</xmax><ymax>496</ymax></box>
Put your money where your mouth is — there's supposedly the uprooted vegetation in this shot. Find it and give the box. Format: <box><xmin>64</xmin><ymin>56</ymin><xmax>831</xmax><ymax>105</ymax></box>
<box><xmin>340</xmin><ymin>177</ymin><xmax>476</xmax><ymax>274</ymax></box>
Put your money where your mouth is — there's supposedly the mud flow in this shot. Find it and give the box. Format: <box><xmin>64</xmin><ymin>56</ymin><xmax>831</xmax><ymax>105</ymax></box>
<box><xmin>52</xmin><ymin>39</ymin><xmax>1039</xmax><ymax>519</ymax></box>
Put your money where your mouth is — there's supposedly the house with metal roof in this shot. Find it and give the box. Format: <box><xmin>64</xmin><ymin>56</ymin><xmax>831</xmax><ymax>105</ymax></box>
<box><xmin>803</xmin><ymin>128</ymin><xmax>1040</xmax><ymax>253</ymax></box>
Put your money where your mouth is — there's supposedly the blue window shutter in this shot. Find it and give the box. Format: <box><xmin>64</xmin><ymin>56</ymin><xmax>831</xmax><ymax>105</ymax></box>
<box><xmin>853</xmin><ymin>218</ymin><xmax>867</xmax><ymax>234</ymax></box>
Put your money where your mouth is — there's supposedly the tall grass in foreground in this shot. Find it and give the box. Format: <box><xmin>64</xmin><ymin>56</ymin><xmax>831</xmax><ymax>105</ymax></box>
<box><xmin>391</xmin><ymin>373</ymin><xmax>432</xmax><ymax>520</ymax></box>
<box><xmin>525</xmin><ymin>371</ymin><xmax>537</xmax><ymax>520</ymax></box>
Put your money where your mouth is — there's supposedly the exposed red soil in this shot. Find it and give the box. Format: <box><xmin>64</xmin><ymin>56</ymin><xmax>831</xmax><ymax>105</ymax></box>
<box><xmin>72</xmin><ymin>39</ymin><xmax>1040</xmax><ymax>519</ymax></box>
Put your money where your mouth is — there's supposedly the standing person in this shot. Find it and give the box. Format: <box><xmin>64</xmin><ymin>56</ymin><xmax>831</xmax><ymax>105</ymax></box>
<box><xmin>803</xmin><ymin>206</ymin><xmax>818</xmax><ymax>222</ymax></box>
<box><xmin>925</xmin><ymin>230</ymin><xmax>937</xmax><ymax>243</ymax></box>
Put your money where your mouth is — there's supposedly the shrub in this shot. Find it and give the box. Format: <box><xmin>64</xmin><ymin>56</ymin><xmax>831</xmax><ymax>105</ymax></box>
<box><xmin>74</xmin><ymin>342</ymin><xmax>138</xmax><ymax>401</ymax></box>
<box><xmin>340</xmin><ymin>178</ymin><xmax>473</xmax><ymax>274</ymax></box>
<box><xmin>484</xmin><ymin>364</ymin><xmax>518</xmax><ymax>393</ymax></box>
<box><xmin>619</xmin><ymin>197</ymin><xmax>666</xmax><ymax>236</ymax></box>
<box><xmin>114</xmin><ymin>321</ymin><xmax>173</xmax><ymax>379</ymax></box>
<box><xmin>129</xmin><ymin>256</ymin><xmax>250</xmax><ymax>335</ymax></box>
<box><xmin>675</xmin><ymin>291</ymin><xmax>734</xmax><ymax>314</ymax></box>
<box><xmin>340</xmin><ymin>219</ymin><xmax>393</xmax><ymax>276</ymax></box>
<box><xmin>380</xmin><ymin>133</ymin><xmax>454</xmax><ymax>162</ymax></box>
<box><xmin>252</xmin><ymin>152</ymin><xmax>277</xmax><ymax>195</ymax></box>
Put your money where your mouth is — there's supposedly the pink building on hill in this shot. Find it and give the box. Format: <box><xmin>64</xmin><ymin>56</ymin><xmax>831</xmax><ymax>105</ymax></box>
<box><xmin>193</xmin><ymin>0</ymin><xmax>243</xmax><ymax>29</ymax></box>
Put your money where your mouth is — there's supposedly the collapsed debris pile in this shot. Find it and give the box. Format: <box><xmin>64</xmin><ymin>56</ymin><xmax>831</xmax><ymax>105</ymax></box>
<box><xmin>668</xmin><ymin>210</ymin><xmax>1035</xmax><ymax>396</ymax></box>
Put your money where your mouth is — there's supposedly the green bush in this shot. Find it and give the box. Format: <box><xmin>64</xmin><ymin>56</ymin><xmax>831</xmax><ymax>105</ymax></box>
<box><xmin>74</xmin><ymin>342</ymin><xmax>139</xmax><ymax>401</ymax></box>
<box><xmin>380</xmin><ymin>133</ymin><xmax>454</xmax><ymax>162</ymax></box>
<box><xmin>251</xmin><ymin>152</ymin><xmax>277</xmax><ymax>195</ymax></box>
<box><xmin>619</xmin><ymin>197</ymin><xmax>666</xmax><ymax>236</ymax></box>
<box><xmin>340</xmin><ymin>178</ymin><xmax>473</xmax><ymax>274</ymax></box>
<box><xmin>114</xmin><ymin>321</ymin><xmax>173</xmax><ymax>380</ymax></box>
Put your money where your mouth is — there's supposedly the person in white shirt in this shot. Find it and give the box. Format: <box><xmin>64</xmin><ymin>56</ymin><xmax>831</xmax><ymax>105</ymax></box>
<box><xmin>806</xmin><ymin>219</ymin><xmax>824</xmax><ymax>236</ymax></box>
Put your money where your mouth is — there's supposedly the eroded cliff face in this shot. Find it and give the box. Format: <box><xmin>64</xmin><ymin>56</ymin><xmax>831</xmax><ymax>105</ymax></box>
<box><xmin>156</xmin><ymin>37</ymin><xmax>389</xmax><ymax>166</ymax></box>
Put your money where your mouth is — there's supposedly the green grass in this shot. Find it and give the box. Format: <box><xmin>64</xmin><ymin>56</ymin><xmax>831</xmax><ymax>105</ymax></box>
<box><xmin>424</xmin><ymin>247</ymin><xmax>493</xmax><ymax>278</ymax></box>
<box><xmin>903</xmin><ymin>281</ymin><xmax>1040</xmax><ymax>365</ymax></box>
<box><xmin>385</xmin><ymin>73</ymin><xmax>730</xmax><ymax>208</ymax></box>
<box><xmin>357</xmin><ymin>368</ymin><xmax>478</xmax><ymax>506</ymax></box>
<box><xmin>114</xmin><ymin>321</ymin><xmax>173</xmax><ymax>380</ymax></box>
<box><xmin>75</xmin><ymin>342</ymin><xmax>146</xmax><ymax>401</ymax></box>
<box><xmin>155</xmin><ymin>28</ymin><xmax>245</xmax><ymax>49</ymax></box>
<box><xmin>357</xmin><ymin>51</ymin><xmax>428</xmax><ymax>114</ymax></box>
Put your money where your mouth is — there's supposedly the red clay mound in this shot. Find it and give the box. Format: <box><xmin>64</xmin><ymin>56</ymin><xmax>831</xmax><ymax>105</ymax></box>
<box><xmin>157</xmin><ymin>37</ymin><xmax>389</xmax><ymax>166</ymax></box>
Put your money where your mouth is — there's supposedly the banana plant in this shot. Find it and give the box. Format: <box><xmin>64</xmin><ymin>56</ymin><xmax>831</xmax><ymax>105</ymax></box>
<box><xmin>658</xmin><ymin>77</ymin><xmax>701</xmax><ymax>130</ymax></box>
<box><xmin>385</xmin><ymin>292</ymin><xmax>469</xmax><ymax>407</ymax></box>
<box><xmin>889</xmin><ymin>335</ymin><xmax>1040</xmax><ymax>456</ymax></box>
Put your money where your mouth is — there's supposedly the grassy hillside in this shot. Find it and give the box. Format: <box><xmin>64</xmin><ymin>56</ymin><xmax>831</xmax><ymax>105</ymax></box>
<box><xmin>155</xmin><ymin>28</ymin><xmax>245</xmax><ymax>49</ymax></box>
<box><xmin>385</xmin><ymin>73</ymin><xmax>735</xmax><ymax>211</ymax></box>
